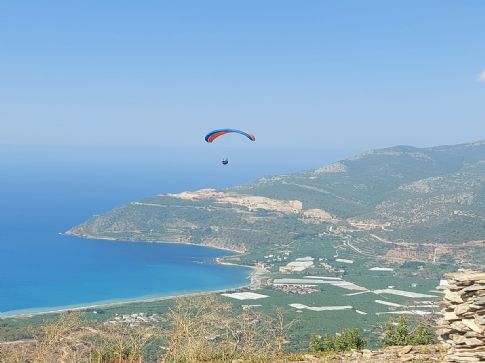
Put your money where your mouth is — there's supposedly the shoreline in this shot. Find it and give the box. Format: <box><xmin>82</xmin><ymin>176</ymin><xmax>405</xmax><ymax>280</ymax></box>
<box><xmin>0</xmin><ymin>284</ymin><xmax>247</xmax><ymax>319</ymax></box>
<box><xmin>1</xmin><ymin>235</ymin><xmax>265</xmax><ymax>320</ymax></box>
<box><xmin>65</xmin><ymin>231</ymin><xmax>246</xmax><ymax>254</ymax></box>
<box><xmin>215</xmin><ymin>257</ymin><xmax>267</xmax><ymax>289</ymax></box>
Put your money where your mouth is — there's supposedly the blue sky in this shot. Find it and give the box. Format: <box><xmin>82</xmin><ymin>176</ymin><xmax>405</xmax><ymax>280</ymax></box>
<box><xmin>1</xmin><ymin>1</ymin><xmax>484</xmax><ymax>151</ymax></box>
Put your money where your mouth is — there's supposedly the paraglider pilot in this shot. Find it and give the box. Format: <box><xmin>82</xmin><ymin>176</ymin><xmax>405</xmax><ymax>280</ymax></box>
<box><xmin>205</xmin><ymin>129</ymin><xmax>255</xmax><ymax>166</ymax></box>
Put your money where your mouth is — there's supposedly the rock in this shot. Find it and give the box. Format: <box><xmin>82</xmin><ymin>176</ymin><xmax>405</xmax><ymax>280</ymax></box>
<box><xmin>437</xmin><ymin>271</ymin><xmax>485</xmax><ymax>363</ymax></box>
<box><xmin>398</xmin><ymin>345</ymin><xmax>413</xmax><ymax>354</ymax></box>
<box><xmin>451</xmin><ymin>321</ymin><xmax>468</xmax><ymax>332</ymax></box>
<box><xmin>455</xmin><ymin>304</ymin><xmax>471</xmax><ymax>316</ymax></box>
<box><xmin>451</xmin><ymin>335</ymin><xmax>469</xmax><ymax>345</ymax></box>
<box><xmin>461</xmin><ymin>311</ymin><xmax>478</xmax><ymax>319</ymax></box>
<box><xmin>464</xmin><ymin>331</ymin><xmax>481</xmax><ymax>338</ymax></box>
<box><xmin>445</xmin><ymin>312</ymin><xmax>461</xmax><ymax>321</ymax></box>
<box><xmin>446</xmin><ymin>354</ymin><xmax>481</xmax><ymax>362</ymax></box>
<box><xmin>436</xmin><ymin>327</ymin><xmax>453</xmax><ymax>336</ymax></box>
<box><xmin>446</xmin><ymin>291</ymin><xmax>465</xmax><ymax>304</ymax></box>
<box><xmin>452</xmin><ymin>346</ymin><xmax>485</xmax><ymax>353</ymax></box>
<box><xmin>461</xmin><ymin>285</ymin><xmax>485</xmax><ymax>293</ymax></box>
<box><xmin>452</xmin><ymin>272</ymin><xmax>485</xmax><ymax>282</ymax></box>
<box><xmin>463</xmin><ymin>338</ymin><xmax>484</xmax><ymax>347</ymax></box>
<box><xmin>462</xmin><ymin>319</ymin><xmax>483</xmax><ymax>334</ymax></box>
<box><xmin>400</xmin><ymin>355</ymin><xmax>415</xmax><ymax>362</ymax></box>
<box><xmin>474</xmin><ymin>315</ymin><xmax>485</xmax><ymax>325</ymax></box>
<box><xmin>474</xmin><ymin>296</ymin><xmax>485</xmax><ymax>306</ymax></box>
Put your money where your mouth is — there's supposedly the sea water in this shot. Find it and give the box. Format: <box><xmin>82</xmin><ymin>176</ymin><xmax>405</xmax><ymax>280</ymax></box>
<box><xmin>0</xmin><ymin>145</ymin><xmax>349</xmax><ymax>315</ymax></box>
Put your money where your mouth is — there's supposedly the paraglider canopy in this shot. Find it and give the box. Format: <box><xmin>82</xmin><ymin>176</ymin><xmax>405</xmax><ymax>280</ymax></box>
<box><xmin>205</xmin><ymin>129</ymin><xmax>255</xmax><ymax>143</ymax></box>
<box><xmin>205</xmin><ymin>129</ymin><xmax>254</xmax><ymax>166</ymax></box>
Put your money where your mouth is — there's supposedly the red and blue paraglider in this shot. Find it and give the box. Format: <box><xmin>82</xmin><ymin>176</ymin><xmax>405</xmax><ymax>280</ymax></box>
<box><xmin>204</xmin><ymin>128</ymin><xmax>255</xmax><ymax>165</ymax></box>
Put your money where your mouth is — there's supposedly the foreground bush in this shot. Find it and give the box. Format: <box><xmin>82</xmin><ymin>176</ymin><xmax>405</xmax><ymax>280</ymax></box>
<box><xmin>162</xmin><ymin>295</ymin><xmax>296</xmax><ymax>362</ymax></box>
<box><xmin>0</xmin><ymin>296</ymin><xmax>297</xmax><ymax>363</ymax></box>
<box><xmin>382</xmin><ymin>316</ymin><xmax>435</xmax><ymax>346</ymax></box>
<box><xmin>310</xmin><ymin>329</ymin><xmax>367</xmax><ymax>352</ymax></box>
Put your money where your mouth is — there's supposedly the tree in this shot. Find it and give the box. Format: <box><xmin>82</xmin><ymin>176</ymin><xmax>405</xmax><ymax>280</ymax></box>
<box><xmin>382</xmin><ymin>316</ymin><xmax>435</xmax><ymax>346</ymax></box>
<box><xmin>310</xmin><ymin>329</ymin><xmax>367</xmax><ymax>352</ymax></box>
<box><xmin>408</xmin><ymin>322</ymin><xmax>435</xmax><ymax>345</ymax></box>
<box><xmin>334</xmin><ymin>329</ymin><xmax>367</xmax><ymax>351</ymax></box>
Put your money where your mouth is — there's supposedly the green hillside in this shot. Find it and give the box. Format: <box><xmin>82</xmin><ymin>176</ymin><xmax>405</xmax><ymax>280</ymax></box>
<box><xmin>236</xmin><ymin>141</ymin><xmax>485</xmax><ymax>243</ymax></box>
<box><xmin>68</xmin><ymin>141</ymin><xmax>485</xmax><ymax>267</ymax></box>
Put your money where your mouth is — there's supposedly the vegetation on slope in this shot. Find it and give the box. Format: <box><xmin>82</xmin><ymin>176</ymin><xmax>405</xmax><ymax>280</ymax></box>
<box><xmin>68</xmin><ymin>141</ymin><xmax>485</xmax><ymax>267</ymax></box>
<box><xmin>0</xmin><ymin>296</ymin><xmax>297</xmax><ymax>363</ymax></box>
<box><xmin>0</xmin><ymin>295</ymin><xmax>440</xmax><ymax>363</ymax></box>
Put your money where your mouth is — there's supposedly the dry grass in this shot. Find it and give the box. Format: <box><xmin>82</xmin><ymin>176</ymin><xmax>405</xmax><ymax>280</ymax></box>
<box><xmin>0</xmin><ymin>296</ymin><xmax>297</xmax><ymax>363</ymax></box>
<box><xmin>161</xmin><ymin>295</ymin><xmax>297</xmax><ymax>362</ymax></box>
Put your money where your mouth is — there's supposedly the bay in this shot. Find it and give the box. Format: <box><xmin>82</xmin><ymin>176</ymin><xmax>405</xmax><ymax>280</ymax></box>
<box><xmin>0</xmin><ymin>145</ymin><xmax>350</xmax><ymax>315</ymax></box>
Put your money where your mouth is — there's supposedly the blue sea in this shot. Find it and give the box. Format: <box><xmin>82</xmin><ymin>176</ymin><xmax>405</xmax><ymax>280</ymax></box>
<box><xmin>0</xmin><ymin>145</ymin><xmax>351</xmax><ymax>316</ymax></box>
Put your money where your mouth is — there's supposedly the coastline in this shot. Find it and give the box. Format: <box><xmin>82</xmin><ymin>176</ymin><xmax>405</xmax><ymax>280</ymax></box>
<box><xmin>65</xmin><ymin>231</ymin><xmax>246</xmax><ymax>254</ymax></box>
<box><xmin>1</xmin><ymin>235</ymin><xmax>265</xmax><ymax>320</ymax></box>
<box><xmin>0</xmin><ymin>284</ymin><xmax>246</xmax><ymax>319</ymax></box>
<box><xmin>215</xmin><ymin>257</ymin><xmax>267</xmax><ymax>289</ymax></box>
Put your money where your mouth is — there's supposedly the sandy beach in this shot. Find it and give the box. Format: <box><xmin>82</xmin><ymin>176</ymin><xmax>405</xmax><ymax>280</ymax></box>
<box><xmin>1</xmin><ymin>252</ymin><xmax>265</xmax><ymax>319</ymax></box>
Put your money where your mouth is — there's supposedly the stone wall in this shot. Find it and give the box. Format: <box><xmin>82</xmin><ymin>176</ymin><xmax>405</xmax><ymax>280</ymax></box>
<box><xmin>437</xmin><ymin>271</ymin><xmax>485</xmax><ymax>362</ymax></box>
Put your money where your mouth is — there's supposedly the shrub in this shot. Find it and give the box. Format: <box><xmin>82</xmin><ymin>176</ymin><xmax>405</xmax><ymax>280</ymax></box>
<box><xmin>334</xmin><ymin>329</ymin><xmax>367</xmax><ymax>351</ymax></box>
<box><xmin>409</xmin><ymin>322</ymin><xmax>435</xmax><ymax>345</ymax></box>
<box><xmin>382</xmin><ymin>316</ymin><xmax>435</xmax><ymax>346</ymax></box>
<box><xmin>161</xmin><ymin>295</ymin><xmax>297</xmax><ymax>362</ymax></box>
<box><xmin>310</xmin><ymin>329</ymin><xmax>367</xmax><ymax>352</ymax></box>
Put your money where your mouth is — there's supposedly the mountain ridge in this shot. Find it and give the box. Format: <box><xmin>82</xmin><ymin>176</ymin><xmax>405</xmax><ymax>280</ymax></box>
<box><xmin>68</xmin><ymin>140</ymin><xmax>485</xmax><ymax>267</ymax></box>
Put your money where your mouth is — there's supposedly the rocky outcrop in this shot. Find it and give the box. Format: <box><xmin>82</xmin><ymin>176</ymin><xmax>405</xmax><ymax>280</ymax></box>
<box><xmin>258</xmin><ymin>345</ymin><xmax>447</xmax><ymax>362</ymax></box>
<box><xmin>437</xmin><ymin>271</ymin><xmax>485</xmax><ymax>362</ymax></box>
<box><xmin>167</xmin><ymin>189</ymin><xmax>303</xmax><ymax>214</ymax></box>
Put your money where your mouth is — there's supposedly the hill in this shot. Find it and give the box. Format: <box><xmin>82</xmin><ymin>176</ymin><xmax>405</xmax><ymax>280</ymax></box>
<box><xmin>68</xmin><ymin>140</ymin><xmax>485</xmax><ymax>268</ymax></box>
